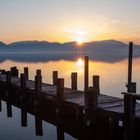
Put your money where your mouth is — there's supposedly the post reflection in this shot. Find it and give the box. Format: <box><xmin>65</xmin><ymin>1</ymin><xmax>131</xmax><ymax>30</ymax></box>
<box><xmin>35</xmin><ymin>116</ymin><xmax>43</xmax><ymax>136</ymax></box>
<box><xmin>6</xmin><ymin>102</ymin><xmax>12</xmax><ymax>117</ymax></box>
<box><xmin>21</xmin><ymin>109</ymin><xmax>27</xmax><ymax>127</ymax></box>
<box><xmin>57</xmin><ymin>127</ymin><xmax>64</xmax><ymax>140</ymax></box>
<box><xmin>0</xmin><ymin>99</ymin><xmax>2</xmax><ymax>112</ymax></box>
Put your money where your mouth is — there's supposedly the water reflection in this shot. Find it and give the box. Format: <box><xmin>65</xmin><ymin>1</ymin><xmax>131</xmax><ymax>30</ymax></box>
<box><xmin>0</xmin><ymin>57</ymin><xmax>139</xmax><ymax>97</ymax></box>
<box><xmin>0</xmin><ymin>55</ymin><xmax>140</xmax><ymax>139</ymax></box>
<box><xmin>0</xmin><ymin>101</ymin><xmax>75</xmax><ymax>140</ymax></box>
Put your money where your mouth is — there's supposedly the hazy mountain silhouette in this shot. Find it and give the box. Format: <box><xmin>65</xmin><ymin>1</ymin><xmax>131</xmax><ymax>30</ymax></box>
<box><xmin>0</xmin><ymin>41</ymin><xmax>7</xmax><ymax>48</ymax></box>
<box><xmin>0</xmin><ymin>39</ymin><xmax>140</xmax><ymax>63</ymax></box>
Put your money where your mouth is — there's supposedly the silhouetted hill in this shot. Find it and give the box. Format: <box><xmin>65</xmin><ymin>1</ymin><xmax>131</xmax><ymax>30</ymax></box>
<box><xmin>0</xmin><ymin>41</ymin><xmax>7</xmax><ymax>48</ymax></box>
<box><xmin>0</xmin><ymin>39</ymin><xmax>140</xmax><ymax>63</ymax></box>
<box><xmin>0</xmin><ymin>39</ymin><xmax>139</xmax><ymax>52</ymax></box>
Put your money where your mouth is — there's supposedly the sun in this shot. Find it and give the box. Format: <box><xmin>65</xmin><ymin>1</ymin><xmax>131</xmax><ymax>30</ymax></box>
<box><xmin>76</xmin><ymin>37</ymin><xmax>85</xmax><ymax>45</ymax></box>
<box><xmin>77</xmin><ymin>39</ymin><xmax>84</xmax><ymax>45</ymax></box>
<box><xmin>65</xmin><ymin>28</ymin><xmax>87</xmax><ymax>45</ymax></box>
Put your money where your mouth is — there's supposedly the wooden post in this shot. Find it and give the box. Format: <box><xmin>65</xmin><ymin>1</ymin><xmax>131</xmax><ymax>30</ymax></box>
<box><xmin>124</xmin><ymin>94</ymin><xmax>135</xmax><ymax>140</ymax></box>
<box><xmin>20</xmin><ymin>73</ymin><xmax>27</xmax><ymax>127</ymax></box>
<box><xmin>35</xmin><ymin>116</ymin><xmax>43</xmax><ymax>136</ymax></box>
<box><xmin>130</xmin><ymin>82</ymin><xmax>136</xmax><ymax>93</ymax></box>
<box><xmin>93</xmin><ymin>75</ymin><xmax>100</xmax><ymax>94</ymax></box>
<box><xmin>57</xmin><ymin>78</ymin><xmax>64</xmax><ymax>101</ymax></box>
<box><xmin>53</xmin><ymin>71</ymin><xmax>58</xmax><ymax>85</ymax></box>
<box><xmin>71</xmin><ymin>72</ymin><xmax>77</xmax><ymax>90</ymax></box>
<box><xmin>1</xmin><ymin>69</ymin><xmax>6</xmax><ymax>74</ymax></box>
<box><xmin>35</xmin><ymin>70</ymin><xmax>42</xmax><ymax>96</ymax></box>
<box><xmin>84</xmin><ymin>56</ymin><xmax>89</xmax><ymax>91</ymax></box>
<box><xmin>127</xmin><ymin>42</ymin><xmax>133</xmax><ymax>92</ymax></box>
<box><xmin>20</xmin><ymin>73</ymin><xmax>26</xmax><ymax>89</ymax></box>
<box><xmin>24</xmin><ymin>67</ymin><xmax>29</xmax><ymax>80</ymax></box>
<box><xmin>36</xmin><ymin>69</ymin><xmax>41</xmax><ymax>76</ymax></box>
<box><xmin>6</xmin><ymin>71</ymin><xmax>11</xmax><ymax>85</ymax></box>
<box><xmin>10</xmin><ymin>66</ymin><xmax>18</xmax><ymax>77</ymax></box>
<box><xmin>85</xmin><ymin>87</ymin><xmax>97</xmax><ymax>126</ymax></box>
<box><xmin>56</xmin><ymin>78</ymin><xmax>64</xmax><ymax>128</ymax></box>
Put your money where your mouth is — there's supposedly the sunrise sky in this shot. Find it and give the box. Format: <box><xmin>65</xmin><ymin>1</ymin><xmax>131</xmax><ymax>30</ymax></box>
<box><xmin>0</xmin><ymin>0</ymin><xmax>140</xmax><ymax>44</ymax></box>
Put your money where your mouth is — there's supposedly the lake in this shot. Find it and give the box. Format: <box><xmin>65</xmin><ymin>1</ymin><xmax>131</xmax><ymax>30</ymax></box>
<box><xmin>0</xmin><ymin>52</ymin><xmax>140</xmax><ymax>140</ymax></box>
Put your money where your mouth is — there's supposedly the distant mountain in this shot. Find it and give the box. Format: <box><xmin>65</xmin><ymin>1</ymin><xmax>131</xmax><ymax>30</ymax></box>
<box><xmin>0</xmin><ymin>39</ymin><xmax>139</xmax><ymax>52</ymax></box>
<box><xmin>0</xmin><ymin>41</ymin><xmax>7</xmax><ymax>48</ymax></box>
<box><xmin>0</xmin><ymin>39</ymin><xmax>140</xmax><ymax>63</ymax></box>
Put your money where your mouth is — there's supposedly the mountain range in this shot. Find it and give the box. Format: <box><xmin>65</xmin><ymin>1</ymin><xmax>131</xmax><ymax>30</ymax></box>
<box><xmin>0</xmin><ymin>39</ymin><xmax>139</xmax><ymax>52</ymax></box>
<box><xmin>0</xmin><ymin>39</ymin><xmax>140</xmax><ymax>63</ymax></box>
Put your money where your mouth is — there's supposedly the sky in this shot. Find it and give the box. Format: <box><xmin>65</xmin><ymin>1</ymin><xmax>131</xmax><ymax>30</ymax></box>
<box><xmin>0</xmin><ymin>0</ymin><xmax>140</xmax><ymax>44</ymax></box>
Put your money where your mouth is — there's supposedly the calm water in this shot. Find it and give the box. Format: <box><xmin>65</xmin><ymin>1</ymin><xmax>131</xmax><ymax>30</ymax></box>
<box><xmin>0</xmin><ymin>53</ymin><xmax>140</xmax><ymax>140</ymax></box>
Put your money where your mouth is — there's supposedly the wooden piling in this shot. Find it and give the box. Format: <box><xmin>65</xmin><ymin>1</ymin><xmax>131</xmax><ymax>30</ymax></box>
<box><xmin>93</xmin><ymin>75</ymin><xmax>100</xmax><ymax>94</ymax></box>
<box><xmin>10</xmin><ymin>66</ymin><xmax>18</xmax><ymax>77</ymax></box>
<box><xmin>124</xmin><ymin>94</ymin><xmax>135</xmax><ymax>140</ymax></box>
<box><xmin>53</xmin><ymin>71</ymin><xmax>58</xmax><ymax>85</ymax></box>
<box><xmin>1</xmin><ymin>69</ymin><xmax>6</xmax><ymax>74</ymax></box>
<box><xmin>84</xmin><ymin>56</ymin><xmax>89</xmax><ymax>91</ymax></box>
<box><xmin>24</xmin><ymin>67</ymin><xmax>29</xmax><ymax>80</ymax></box>
<box><xmin>36</xmin><ymin>69</ymin><xmax>41</xmax><ymax>76</ymax></box>
<box><xmin>71</xmin><ymin>72</ymin><xmax>78</xmax><ymax>90</ymax></box>
<box><xmin>127</xmin><ymin>42</ymin><xmax>133</xmax><ymax>92</ymax></box>
<box><xmin>57</xmin><ymin>78</ymin><xmax>64</xmax><ymax>101</ymax></box>
<box><xmin>130</xmin><ymin>82</ymin><xmax>136</xmax><ymax>93</ymax></box>
<box><xmin>35</xmin><ymin>71</ymin><xmax>42</xmax><ymax>95</ymax></box>
<box><xmin>85</xmin><ymin>87</ymin><xmax>97</xmax><ymax>126</ymax></box>
<box><xmin>20</xmin><ymin>73</ymin><xmax>27</xmax><ymax>127</ymax></box>
<box><xmin>20</xmin><ymin>73</ymin><xmax>26</xmax><ymax>89</ymax></box>
<box><xmin>6</xmin><ymin>71</ymin><xmax>11</xmax><ymax>85</ymax></box>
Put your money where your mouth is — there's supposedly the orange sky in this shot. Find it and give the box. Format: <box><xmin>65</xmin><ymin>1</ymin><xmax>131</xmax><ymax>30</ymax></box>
<box><xmin>0</xmin><ymin>0</ymin><xmax>140</xmax><ymax>44</ymax></box>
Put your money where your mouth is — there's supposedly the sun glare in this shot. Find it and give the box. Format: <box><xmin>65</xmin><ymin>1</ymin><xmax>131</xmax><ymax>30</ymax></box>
<box><xmin>76</xmin><ymin>58</ymin><xmax>84</xmax><ymax>67</ymax></box>
<box><xmin>76</xmin><ymin>37</ymin><xmax>85</xmax><ymax>45</ymax></box>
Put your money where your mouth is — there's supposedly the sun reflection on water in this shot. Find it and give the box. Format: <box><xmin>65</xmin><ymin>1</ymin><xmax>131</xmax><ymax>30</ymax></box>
<box><xmin>76</xmin><ymin>58</ymin><xmax>84</xmax><ymax>67</ymax></box>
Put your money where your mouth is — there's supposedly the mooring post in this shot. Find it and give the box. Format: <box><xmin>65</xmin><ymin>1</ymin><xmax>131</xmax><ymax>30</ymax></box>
<box><xmin>93</xmin><ymin>75</ymin><xmax>100</xmax><ymax>94</ymax></box>
<box><xmin>56</xmin><ymin>78</ymin><xmax>64</xmax><ymax>127</ymax></box>
<box><xmin>127</xmin><ymin>42</ymin><xmax>135</xmax><ymax>93</ymax></box>
<box><xmin>85</xmin><ymin>87</ymin><xmax>97</xmax><ymax>126</ymax></box>
<box><xmin>36</xmin><ymin>69</ymin><xmax>41</xmax><ymax>76</ymax></box>
<box><xmin>53</xmin><ymin>71</ymin><xmax>58</xmax><ymax>85</ymax></box>
<box><xmin>57</xmin><ymin>78</ymin><xmax>64</xmax><ymax>101</ymax></box>
<box><xmin>6</xmin><ymin>71</ymin><xmax>11</xmax><ymax>85</ymax></box>
<box><xmin>35</xmin><ymin>70</ymin><xmax>42</xmax><ymax>96</ymax></box>
<box><xmin>20</xmin><ymin>73</ymin><xmax>28</xmax><ymax>127</ymax></box>
<box><xmin>20</xmin><ymin>73</ymin><xmax>26</xmax><ymax>106</ymax></box>
<box><xmin>84</xmin><ymin>56</ymin><xmax>89</xmax><ymax>91</ymax></box>
<box><xmin>20</xmin><ymin>73</ymin><xmax>26</xmax><ymax>89</ymax></box>
<box><xmin>24</xmin><ymin>67</ymin><xmax>29</xmax><ymax>80</ymax></box>
<box><xmin>1</xmin><ymin>69</ymin><xmax>6</xmax><ymax>74</ymax></box>
<box><xmin>10</xmin><ymin>66</ymin><xmax>18</xmax><ymax>77</ymax></box>
<box><xmin>71</xmin><ymin>72</ymin><xmax>78</xmax><ymax>90</ymax></box>
<box><xmin>124</xmin><ymin>94</ymin><xmax>135</xmax><ymax>140</ymax></box>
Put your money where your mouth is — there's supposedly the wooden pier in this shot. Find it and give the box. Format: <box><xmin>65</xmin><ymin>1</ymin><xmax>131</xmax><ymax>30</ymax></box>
<box><xmin>0</xmin><ymin>42</ymin><xmax>140</xmax><ymax>140</ymax></box>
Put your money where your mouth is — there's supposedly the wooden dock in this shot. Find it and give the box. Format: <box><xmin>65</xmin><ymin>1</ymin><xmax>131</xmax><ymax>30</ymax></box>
<box><xmin>0</xmin><ymin>42</ymin><xmax>140</xmax><ymax>140</ymax></box>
